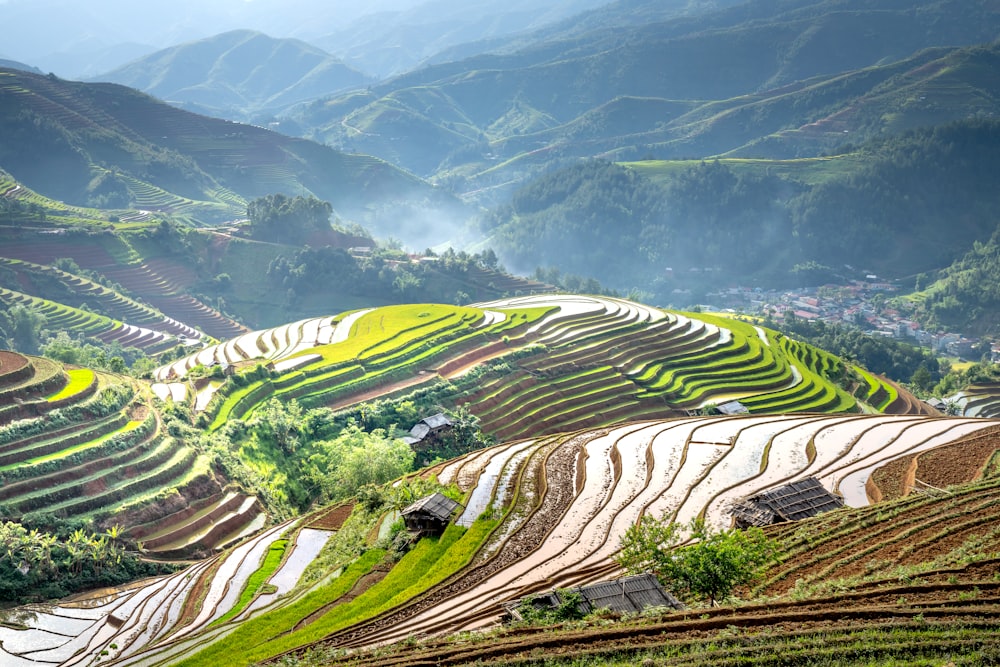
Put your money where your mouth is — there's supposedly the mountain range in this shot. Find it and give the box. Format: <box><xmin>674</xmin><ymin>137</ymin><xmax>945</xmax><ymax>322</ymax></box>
<box><xmin>289</xmin><ymin>0</ymin><xmax>1000</xmax><ymax>192</ymax></box>
<box><xmin>94</xmin><ymin>31</ymin><xmax>372</xmax><ymax>120</ymax></box>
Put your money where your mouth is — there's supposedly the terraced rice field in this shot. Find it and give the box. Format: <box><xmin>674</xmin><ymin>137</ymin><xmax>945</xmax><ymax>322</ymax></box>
<box><xmin>0</xmin><ymin>286</ymin><xmax>182</xmax><ymax>354</ymax></box>
<box><xmin>7</xmin><ymin>412</ymin><xmax>993</xmax><ymax>667</ymax></box>
<box><xmin>0</xmin><ymin>351</ymin><xmax>258</xmax><ymax>558</ymax></box>
<box><xmin>947</xmin><ymin>382</ymin><xmax>1000</xmax><ymax>418</ymax></box>
<box><xmin>0</xmin><ymin>520</ymin><xmax>313</xmax><ymax>667</ymax></box>
<box><xmin>0</xmin><ymin>239</ymin><xmax>244</xmax><ymax>341</ymax></box>
<box><xmin>1</xmin><ymin>289</ymin><xmax>997</xmax><ymax>666</ymax></box>
<box><xmin>156</xmin><ymin>296</ymin><xmax>909</xmax><ymax>441</ymax></box>
<box><xmin>298</xmin><ymin>414</ymin><xmax>994</xmax><ymax>651</ymax></box>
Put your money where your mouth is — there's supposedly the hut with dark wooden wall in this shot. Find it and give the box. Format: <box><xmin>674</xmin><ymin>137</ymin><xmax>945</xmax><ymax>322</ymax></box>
<box><xmin>730</xmin><ymin>477</ymin><xmax>844</xmax><ymax>529</ymax></box>
<box><xmin>401</xmin><ymin>492</ymin><xmax>461</xmax><ymax>534</ymax></box>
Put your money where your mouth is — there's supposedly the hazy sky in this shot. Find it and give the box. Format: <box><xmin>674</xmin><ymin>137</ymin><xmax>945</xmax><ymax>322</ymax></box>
<box><xmin>0</xmin><ymin>0</ymin><xmax>423</xmax><ymax>73</ymax></box>
<box><xmin>0</xmin><ymin>0</ymin><xmax>609</xmax><ymax>79</ymax></box>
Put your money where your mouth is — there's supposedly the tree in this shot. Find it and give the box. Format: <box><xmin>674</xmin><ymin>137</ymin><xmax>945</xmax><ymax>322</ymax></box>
<box><xmin>304</xmin><ymin>425</ymin><xmax>415</xmax><ymax>503</ymax></box>
<box><xmin>615</xmin><ymin>516</ymin><xmax>776</xmax><ymax>605</ymax></box>
<box><xmin>8</xmin><ymin>305</ymin><xmax>46</xmax><ymax>354</ymax></box>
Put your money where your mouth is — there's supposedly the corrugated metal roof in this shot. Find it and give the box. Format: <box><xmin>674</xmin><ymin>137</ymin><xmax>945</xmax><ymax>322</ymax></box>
<box><xmin>404</xmin><ymin>414</ymin><xmax>452</xmax><ymax>444</ymax></box>
<box><xmin>731</xmin><ymin>477</ymin><xmax>843</xmax><ymax>526</ymax></box>
<box><xmin>401</xmin><ymin>492</ymin><xmax>460</xmax><ymax>521</ymax></box>
<box><xmin>407</xmin><ymin>423</ymin><xmax>431</xmax><ymax>441</ymax></box>
<box><xmin>576</xmin><ymin>574</ymin><xmax>684</xmax><ymax>613</ymax></box>
<box><xmin>422</xmin><ymin>413</ymin><xmax>452</xmax><ymax>430</ymax></box>
<box><xmin>504</xmin><ymin>573</ymin><xmax>684</xmax><ymax>620</ymax></box>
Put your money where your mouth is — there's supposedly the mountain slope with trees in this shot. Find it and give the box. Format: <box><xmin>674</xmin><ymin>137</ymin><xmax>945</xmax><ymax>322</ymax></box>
<box><xmin>902</xmin><ymin>224</ymin><xmax>1000</xmax><ymax>337</ymax></box>
<box><xmin>481</xmin><ymin>119</ymin><xmax>1000</xmax><ymax>297</ymax></box>
<box><xmin>291</xmin><ymin>0</ymin><xmax>1000</xmax><ymax>195</ymax></box>
<box><xmin>0</xmin><ymin>67</ymin><xmax>458</xmax><ymax>237</ymax></box>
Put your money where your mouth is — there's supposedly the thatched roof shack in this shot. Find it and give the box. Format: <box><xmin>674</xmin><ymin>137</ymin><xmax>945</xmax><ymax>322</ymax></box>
<box><xmin>730</xmin><ymin>477</ymin><xmax>844</xmax><ymax>529</ymax></box>
<box><xmin>401</xmin><ymin>492</ymin><xmax>461</xmax><ymax>534</ymax></box>
<box><xmin>503</xmin><ymin>573</ymin><xmax>684</xmax><ymax>622</ymax></box>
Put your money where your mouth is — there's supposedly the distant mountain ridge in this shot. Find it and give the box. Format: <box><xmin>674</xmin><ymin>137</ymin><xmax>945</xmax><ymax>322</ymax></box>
<box><xmin>94</xmin><ymin>30</ymin><xmax>372</xmax><ymax>120</ymax></box>
<box><xmin>0</xmin><ymin>67</ymin><xmax>459</xmax><ymax>240</ymax></box>
<box><xmin>290</xmin><ymin>0</ymin><xmax>1000</xmax><ymax>196</ymax></box>
<box><xmin>312</xmin><ymin>0</ymin><xmax>614</xmax><ymax>78</ymax></box>
<box><xmin>0</xmin><ymin>58</ymin><xmax>41</xmax><ymax>74</ymax></box>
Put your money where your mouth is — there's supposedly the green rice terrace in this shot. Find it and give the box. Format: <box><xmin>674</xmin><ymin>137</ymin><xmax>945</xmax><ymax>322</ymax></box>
<box><xmin>0</xmin><ymin>350</ymin><xmax>261</xmax><ymax>563</ymax></box>
<box><xmin>0</xmin><ymin>295</ymin><xmax>996</xmax><ymax>667</ymax></box>
<box><xmin>152</xmin><ymin>295</ymin><xmax>928</xmax><ymax>438</ymax></box>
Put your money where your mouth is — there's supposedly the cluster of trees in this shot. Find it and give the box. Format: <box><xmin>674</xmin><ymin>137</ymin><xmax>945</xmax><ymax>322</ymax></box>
<box><xmin>42</xmin><ymin>331</ymin><xmax>155</xmax><ymax>375</ymax></box>
<box><xmin>247</xmin><ymin>194</ymin><xmax>333</xmax><ymax>244</ymax></box>
<box><xmin>0</xmin><ymin>521</ymin><xmax>168</xmax><ymax>603</ymax></box>
<box><xmin>770</xmin><ymin>316</ymin><xmax>943</xmax><ymax>387</ymax></box>
<box><xmin>931</xmin><ymin>360</ymin><xmax>1000</xmax><ymax>398</ymax></box>
<box><xmin>203</xmin><ymin>396</ymin><xmax>489</xmax><ymax>514</ymax></box>
<box><xmin>0</xmin><ymin>304</ymin><xmax>155</xmax><ymax>375</ymax></box>
<box><xmin>0</xmin><ymin>196</ymin><xmax>47</xmax><ymax>224</ymax></box>
<box><xmin>481</xmin><ymin>120</ymin><xmax>1000</xmax><ymax>300</ymax></box>
<box><xmin>0</xmin><ymin>304</ymin><xmax>46</xmax><ymax>353</ymax></box>
<box><xmin>267</xmin><ymin>244</ymin><xmax>510</xmax><ymax>305</ymax></box>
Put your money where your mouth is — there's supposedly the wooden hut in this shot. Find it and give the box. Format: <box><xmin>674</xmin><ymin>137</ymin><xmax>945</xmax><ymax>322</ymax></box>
<box><xmin>402</xmin><ymin>413</ymin><xmax>453</xmax><ymax>446</ymax></box>
<box><xmin>503</xmin><ymin>573</ymin><xmax>684</xmax><ymax>622</ymax></box>
<box><xmin>401</xmin><ymin>492</ymin><xmax>461</xmax><ymax>534</ymax></box>
<box><xmin>730</xmin><ymin>477</ymin><xmax>844</xmax><ymax>529</ymax></box>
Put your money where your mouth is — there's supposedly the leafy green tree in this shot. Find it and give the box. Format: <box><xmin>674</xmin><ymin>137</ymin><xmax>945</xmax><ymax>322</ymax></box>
<box><xmin>304</xmin><ymin>425</ymin><xmax>415</xmax><ymax>504</ymax></box>
<box><xmin>8</xmin><ymin>305</ymin><xmax>45</xmax><ymax>354</ymax></box>
<box><xmin>616</xmin><ymin>517</ymin><xmax>776</xmax><ymax>605</ymax></box>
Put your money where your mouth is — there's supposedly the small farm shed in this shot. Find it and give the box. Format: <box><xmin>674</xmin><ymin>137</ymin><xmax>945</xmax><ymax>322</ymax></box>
<box><xmin>730</xmin><ymin>477</ymin><xmax>844</xmax><ymax>529</ymax></box>
<box><xmin>402</xmin><ymin>413</ymin><xmax>453</xmax><ymax>446</ymax></box>
<box><xmin>717</xmin><ymin>400</ymin><xmax>749</xmax><ymax>415</ymax></box>
<box><xmin>503</xmin><ymin>573</ymin><xmax>684</xmax><ymax>622</ymax></box>
<box><xmin>401</xmin><ymin>492</ymin><xmax>461</xmax><ymax>534</ymax></box>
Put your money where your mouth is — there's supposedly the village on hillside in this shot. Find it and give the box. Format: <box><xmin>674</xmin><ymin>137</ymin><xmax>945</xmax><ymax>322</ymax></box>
<box><xmin>701</xmin><ymin>278</ymin><xmax>993</xmax><ymax>362</ymax></box>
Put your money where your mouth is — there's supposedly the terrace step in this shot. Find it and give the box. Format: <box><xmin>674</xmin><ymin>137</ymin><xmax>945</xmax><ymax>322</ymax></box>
<box><xmin>0</xmin><ymin>423</ymin><xmax>160</xmax><ymax>501</ymax></box>
<box><xmin>149</xmin><ymin>495</ymin><xmax>264</xmax><ymax>558</ymax></box>
<box><xmin>4</xmin><ymin>436</ymin><xmax>179</xmax><ymax>515</ymax></box>
<box><xmin>0</xmin><ymin>356</ymin><xmax>67</xmax><ymax>413</ymax></box>
<box><xmin>41</xmin><ymin>445</ymin><xmax>199</xmax><ymax>519</ymax></box>
<box><xmin>139</xmin><ymin>491</ymin><xmax>246</xmax><ymax>550</ymax></box>
<box><xmin>0</xmin><ymin>350</ymin><xmax>32</xmax><ymax>387</ymax></box>
<box><xmin>0</xmin><ymin>415</ymin><xmax>148</xmax><ymax>474</ymax></box>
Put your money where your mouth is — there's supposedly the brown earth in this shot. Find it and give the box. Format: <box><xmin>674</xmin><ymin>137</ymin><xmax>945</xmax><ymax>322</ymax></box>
<box><xmin>306</xmin><ymin>502</ymin><xmax>355</xmax><ymax>531</ymax></box>
<box><xmin>869</xmin><ymin>426</ymin><xmax>1000</xmax><ymax>501</ymax></box>
<box><xmin>304</xmin><ymin>558</ymin><xmax>1000</xmax><ymax>667</ymax></box>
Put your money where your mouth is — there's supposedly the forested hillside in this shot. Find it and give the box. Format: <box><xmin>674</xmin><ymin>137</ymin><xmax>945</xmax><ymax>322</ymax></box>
<box><xmin>903</xmin><ymin>225</ymin><xmax>1000</xmax><ymax>336</ymax></box>
<box><xmin>481</xmin><ymin>119</ymin><xmax>1000</xmax><ymax>297</ymax></box>
<box><xmin>0</xmin><ymin>67</ymin><xmax>457</xmax><ymax>238</ymax></box>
